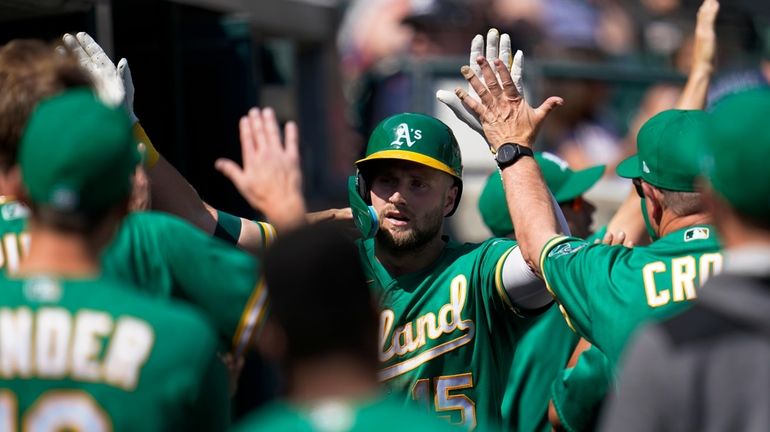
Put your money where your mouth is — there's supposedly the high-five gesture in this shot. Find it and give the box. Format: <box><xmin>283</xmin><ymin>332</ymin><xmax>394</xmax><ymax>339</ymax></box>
<box><xmin>62</xmin><ymin>32</ymin><xmax>138</xmax><ymax>123</ymax></box>
<box><xmin>216</xmin><ymin>108</ymin><xmax>306</xmax><ymax>231</ymax></box>
<box><xmin>437</xmin><ymin>29</ymin><xmax>522</xmax><ymax>135</ymax></box>
<box><xmin>456</xmin><ymin>55</ymin><xmax>563</xmax><ymax>150</ymax></box>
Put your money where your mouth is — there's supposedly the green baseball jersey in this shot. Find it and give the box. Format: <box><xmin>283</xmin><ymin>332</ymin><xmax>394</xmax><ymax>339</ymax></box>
<box><xmin>0</xmin><ymin>274</ymin><xmax>229</xmax><ymax>431</ymax></box>
<box><xmin>502</xmin><ymin>227</ymin><xmax>604</xmax><ymax>432</ymax></box>
<box><xmin>102</xmin><ymin>211</ymin><xmax>266</xmax><ymax>356</ymax></box>
<box><xmin>503</xmin><ymin>306</ymin><xmax>578</xmax><ymax>432</ymax></box>
<box><xmin>0</xmin><ymin>201</ymin><xmax>266</xmax><ymax>356</ymax></box>
<box><xmin>233</xmin><ymin>397</ymin><xmax>460</xmax><ymax>432</ymax></box>
<box><xmin>540</xmin><ymin>225</ymin><xmax>722</xmax><ymax>368</ymax></box>
<box><xmin>358</xmin><ymin>237</ymin><xmax>529</xmax><ymax>431</ymax></box>
<box><xmin>550</xmin><ymin>345</ymin><xmax>611</xmax><ymax>432</ymax></box>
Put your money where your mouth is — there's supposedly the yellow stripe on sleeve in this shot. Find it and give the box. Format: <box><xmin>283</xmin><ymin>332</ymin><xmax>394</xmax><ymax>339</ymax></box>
<box><xmin>133</xmin><ymin>123</ymin><xmax>160</xmax><ymax>168</ymax></box>
<box><xmin>264</xmin><ymin>223</ymin><xmax>276</xmax><ymax>246</ymax></box>
<box><xmin>256</xmin><ymin>222</ymin><xmax>277</xmax><ymax>249</ymax></box>
<box><xmin>493</xmin><ymin>245</ymin><xmax>518</xmax><ymax>312</ymax></box>
<box><xmin>231</xmin><ymin>278</ymin><xmax>269</xmax><ymax>358</ymax></box>
<box><xmin>539</xmin><ymin>235</ymin><xmax>577</xmax><ymax>332</ymax></box>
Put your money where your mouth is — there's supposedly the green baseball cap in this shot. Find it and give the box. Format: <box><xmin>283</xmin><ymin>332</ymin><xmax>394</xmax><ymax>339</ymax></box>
<box><xmin>705</xmin><ymin>88</ymin><xmax>770</xmax><ymax>220</ymax></box>
<box><xmin>616</xmin><ymin>109</ymin><xmax>708</xmax><ymax>192</ymax></box>
<box><xmin>20</xmin><ymin>88</ymin><xmax>139</xmax><ymax>213</ymax></box>
<box><xmin>478</xmin><ymin>152</ymin><xmax>604</xmax><ymax>237</ymax></box>
<box><xmin>356</xmin><ymin>113</ymin><xmax>463</xmax><ymax>180</ymax></box>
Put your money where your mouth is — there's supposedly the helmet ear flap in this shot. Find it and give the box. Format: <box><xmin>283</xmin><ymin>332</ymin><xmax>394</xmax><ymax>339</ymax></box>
<box><xmin>348</xmin><ymin>174</ymin><xmax>379</xmax><ymax>239</ymax></box>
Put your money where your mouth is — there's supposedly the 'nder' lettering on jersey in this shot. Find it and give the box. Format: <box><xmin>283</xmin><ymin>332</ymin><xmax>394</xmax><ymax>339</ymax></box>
<box><xmin>0</xmin><ymin>306</ymin><xmax>154</xmax><ymax>390</ymax></box>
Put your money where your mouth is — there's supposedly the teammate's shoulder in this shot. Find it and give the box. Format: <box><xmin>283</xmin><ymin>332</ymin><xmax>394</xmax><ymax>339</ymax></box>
<box><xmin>232</xmin><ymin>402</ymin><xmax>311</xmax><ymax>432</ymax></box>
<box><xmin>365</xmin><ymin>398</ymin><xmax>462</xmax><ymax>430</ymax></box>
<box><xmin>97</xmin><ymin>277</ymin><xmax>214</xmax><ymax>332</ymax></box>
<box><xmin>123</xmin><ymin>210</ymin><xmax>198</xmax><ymax>231</ymax></box>
<box><xmin>649</xmin><ymin>225</ymin><xmax>721</xmax><ymax>252</ymax></box>
<box><xmin>451</xmin><ymin>236</ymin><xmax>517</xmax><ymax>253</ymax></box>
<box><xmin>658</xmin><ymin>299</ymin><xmax>753</xmax><ymax>352</ymax></box>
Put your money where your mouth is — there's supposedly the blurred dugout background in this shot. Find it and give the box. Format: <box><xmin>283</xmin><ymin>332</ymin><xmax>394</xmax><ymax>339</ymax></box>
<box><xmin>1</xmin><ymin>0</ymin><xmax>770</xmax><ymax>243</ymax></box>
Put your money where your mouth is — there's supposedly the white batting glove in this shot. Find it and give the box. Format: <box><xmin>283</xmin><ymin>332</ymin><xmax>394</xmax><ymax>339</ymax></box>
<box><xmin>62</xmin><ymin>32</ymin><xmax>138</xmax><ymax>123</ymax></box>
<box><xmin>436</xmin><ymin>28</ymin><xmax>523</xmax><ymax>135</ymax></box>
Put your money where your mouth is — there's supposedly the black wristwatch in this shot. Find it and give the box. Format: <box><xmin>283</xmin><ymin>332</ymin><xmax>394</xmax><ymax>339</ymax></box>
<box><xmin>495</xmin><ymin>143</ymin><xmax>533</xmax><ymax>169</ymax></box>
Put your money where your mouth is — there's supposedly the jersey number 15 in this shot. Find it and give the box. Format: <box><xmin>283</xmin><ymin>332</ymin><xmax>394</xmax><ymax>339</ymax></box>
<box><xmin>412</xmin><ymin>372</ymin><xmax>477</xmax><ymax>430</ymax></box>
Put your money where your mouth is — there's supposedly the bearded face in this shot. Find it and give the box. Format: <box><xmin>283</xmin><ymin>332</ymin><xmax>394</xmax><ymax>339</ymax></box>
<box><xmin>366</xmin><ymin>160</ymin><xmax>457</xmax><ymax>255</ymax></box>
<box><xmin>375</xmin><ymin>197</ymin><xmax>445</xmax><ymax>253</ymax></box>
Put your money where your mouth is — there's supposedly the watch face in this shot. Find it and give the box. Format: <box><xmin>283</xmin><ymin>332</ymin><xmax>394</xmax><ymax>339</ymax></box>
<box><xmin>497</xmin><ymin>144</ymin><xmax>517</xmax><ymax>164</ymax></box>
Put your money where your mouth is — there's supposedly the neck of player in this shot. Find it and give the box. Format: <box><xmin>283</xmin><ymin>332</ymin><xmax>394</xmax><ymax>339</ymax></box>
<box><xmin>658</xmin><ymin>211</ymin><xmax>711</xmax><ymax>238</ymax></box>
<box><xmin>376</xmin><ymin>233</ymin><xmax>446</xmax><ymax>277</ymax></box>
<box><xmin>287</xmin><ymin>354</ymin><xmax>379</xmax><ymax>403</ymax></box>
<box><xmin>17</xmin><ymin>224</ymin><xmax>106</xmax><ymax>278</ymax></box>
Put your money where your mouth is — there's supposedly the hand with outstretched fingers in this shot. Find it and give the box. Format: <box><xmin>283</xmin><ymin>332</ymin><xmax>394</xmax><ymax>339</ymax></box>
<box><xmin>62</xmin><ymin>32</ymin><xmax>138</xmax><ymax>123</ymax></box>
<box><xmin>436</xmin><ymin>28</ymin><xmax>522</xmax><ymax>137</ymax></box>
<box><xmin>215</xmin><ymin>108</ymin><xmax>306</xmax><ymax>231</ymax></box>
<box><xmin>456</xmin><ymin>55</ymin><xmax>563</xmax><ymax>150</ymax></box>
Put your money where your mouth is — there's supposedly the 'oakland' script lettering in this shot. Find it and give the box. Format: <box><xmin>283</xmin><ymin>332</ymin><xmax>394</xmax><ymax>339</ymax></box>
<box><xmin>379</xmin><ymin>275</ymin><xmax>474</xmax><ymax>362</ymax></box>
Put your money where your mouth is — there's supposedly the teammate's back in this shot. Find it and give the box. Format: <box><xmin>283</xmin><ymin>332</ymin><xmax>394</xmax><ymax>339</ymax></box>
<box><xmin>0</xmin><ymin>274</ymin><xmax>228</xmax><ymax>431</ymax></box>
<box><xmin>0</xmin><ymin>87</ymin><xmax>232</xmax><ymax>431</ymax></box>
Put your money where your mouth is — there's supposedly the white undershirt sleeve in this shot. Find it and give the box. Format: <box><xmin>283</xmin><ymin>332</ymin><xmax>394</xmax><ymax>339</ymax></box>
<box><xmin>500</xmin><ymin>191</ymin><xmax>571</xmax><ymax>311</ymax></box>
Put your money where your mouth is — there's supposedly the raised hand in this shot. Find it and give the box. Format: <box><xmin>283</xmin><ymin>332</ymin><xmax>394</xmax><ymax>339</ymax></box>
<box><xmin>676</xmin><ymin>0</ymin><xmax>720</xmax><ymax>110</ymax></box>
<box><xmin>693</xmin><ymin>0</ymin><xmax>719</xmax><ymax>72</ymax></box>
<box><xmin>62</xmin><ymin>32</ymin><xmax>138</xmax><ymax>123</ymax></box>
<box><xmin>456</xmin><ymin>55</ymin><xmax>563</xmax><ymax>150</ymax></box>
<box><xmin>436</xmin><ymin>29</ymin><xmax>522</xmax><ymax>135</ymax></box>
<box><xmin>215</xmin><ymin>108</ymin><xmax>306</xmax><ymax>231</ymax></box>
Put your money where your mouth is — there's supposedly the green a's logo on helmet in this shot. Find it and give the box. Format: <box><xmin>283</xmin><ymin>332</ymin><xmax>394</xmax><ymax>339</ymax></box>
<box><xmin>354</xmin><ymin>112</ymin><xmax>465</xmax><ymax>216</ymax></box>
<box><xmin>389</xmin><ymin>123</ymin><xmax>423</xmax><ymax>149</ymax></box>
<box><xmin>357</xmin><ymin>112</ymin><xmax>463</xmax><ymax>180</ymax></box>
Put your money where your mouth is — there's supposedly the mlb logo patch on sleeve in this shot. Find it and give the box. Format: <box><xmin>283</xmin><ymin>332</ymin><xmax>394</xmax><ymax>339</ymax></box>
<box><xmin>684</xmin><ymin>227</ymin><xmax>710</xmax><ymax>242</ymax></box>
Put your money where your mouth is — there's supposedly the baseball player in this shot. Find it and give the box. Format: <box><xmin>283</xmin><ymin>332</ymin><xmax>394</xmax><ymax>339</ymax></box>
<box><xmin>217</xmin><ymin>108</ymin><xmax>573</xmax><ymax>430</ymax></box>
<box><xmin>545</xmin><ymin>2</ymin><xmax>721</xmax><ymax>429</ymax></box>
<box><xmin>0</xmin><ymin>39</ymin><xmax>266</xmax><ymax>358</ymax></box>
<box><xmin>601</xmin><ymin>87</ymin><xmax>770</xmax><ymax>432</ymax></box>
<box><xmin>456</xmin><ymin>44</ymin><xmax>722</xmax><ymax>372</ymax></box>
<box><xmin>353</xmin><ymin>111</ymin><xmax>586</xmax><ymax>430</ymax></box>
<box><xmin>233</xmin><ymin>225</ymin><xmax>458</xmax><ymax>432</ymax></box>
<box><xmin>477</xmin><ymin>152</ymin><xmax>604</xmax><ymax>432</ymax></box>
<box><xmin>0</xmin><ymin>89</ymin><xmax>228</xmax><ymax>431</ymax></box>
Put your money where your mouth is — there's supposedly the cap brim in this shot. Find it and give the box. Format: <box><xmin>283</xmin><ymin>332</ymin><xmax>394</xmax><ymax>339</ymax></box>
<box><xmin>355</xmin><ymin>150</ymin><xmax>459</xmax><ymax>179</ymax></box>
<box><xmin>554</xmin><ymin>164</ymin><xmax>605</xmax><ymax>202</ymax></box>
<box><xmin>616</xmin><ymin>155</ymin><xmax>641</xmax><ymax>179</ymax></box>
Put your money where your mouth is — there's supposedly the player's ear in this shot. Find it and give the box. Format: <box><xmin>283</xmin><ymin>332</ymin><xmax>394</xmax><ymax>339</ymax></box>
<box><xmin>443</xmin><ymin>182</ymin><xmax>459</xmax><ymax>217</ymax></box>
<box><xmin>642</xmin><ymin>182</ymin><xmax>664</xmax><ymax>221</ymax></box>
<box><xmin>257</xmin><ymin>320</ymin><xmax>287</xmax><ymax>362</ymax></box>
